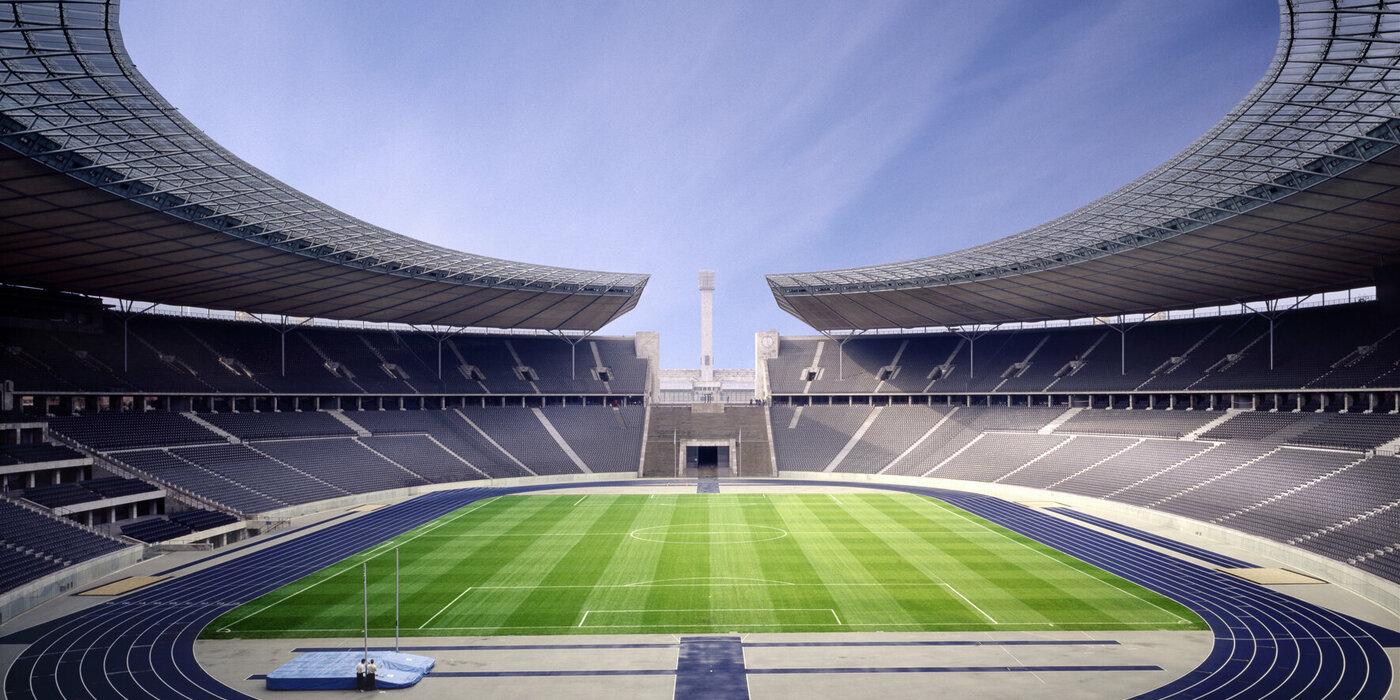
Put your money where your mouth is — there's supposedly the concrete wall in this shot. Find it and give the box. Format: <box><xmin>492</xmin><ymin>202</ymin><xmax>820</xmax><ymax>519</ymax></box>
<box><xmin>0</xmin><ymin>545</ymin><xmax>148</xmax><ymax>625</ymax></box>
<box><xmin>255</xmin><ymin>471</ymin><xmax>638</xmax><ymax>521</ymax></box>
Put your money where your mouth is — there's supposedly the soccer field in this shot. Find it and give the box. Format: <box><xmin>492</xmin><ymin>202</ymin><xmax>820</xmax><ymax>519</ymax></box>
<box><xmin>205</xmin><ymin>493</ymin><xmax>1205</xmax><ymax>638</ymax></box>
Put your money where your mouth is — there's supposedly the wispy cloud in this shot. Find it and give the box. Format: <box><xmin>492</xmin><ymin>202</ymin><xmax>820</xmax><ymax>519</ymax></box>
<box><xmin>120</xmin><ymin>0</ymin><xmax>1276</xmax><ymax>369</ymax></box>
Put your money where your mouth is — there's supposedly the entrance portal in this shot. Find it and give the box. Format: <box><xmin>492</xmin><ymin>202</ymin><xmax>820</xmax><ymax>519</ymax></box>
<box><xmin>685</xmin><ymin>444</ymin><xmax>731</xmax><ymax>477</ymax></box>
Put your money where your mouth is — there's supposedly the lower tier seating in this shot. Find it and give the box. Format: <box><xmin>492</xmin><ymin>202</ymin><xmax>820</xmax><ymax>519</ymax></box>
<box><xmin>781</xmin><ymin>405</ymin><xmax>1400</xmax><ymax>585</ymax></box>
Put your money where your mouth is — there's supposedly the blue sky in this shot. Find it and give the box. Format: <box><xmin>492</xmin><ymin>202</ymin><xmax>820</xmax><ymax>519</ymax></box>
<box><xmin>120</xmin><ymin>0</ymin><xmax>1278</xmax><ymax>370</ymax></box>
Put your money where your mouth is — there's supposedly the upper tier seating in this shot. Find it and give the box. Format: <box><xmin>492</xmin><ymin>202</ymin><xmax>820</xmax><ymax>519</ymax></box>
<box><xmin>766</xmin><ymin>302</ymin><xmax>1400</xmax><ymax>396</ymax></box>
<box><xmin>0</xmin><ymin>313</ymin><xmax>647</xmax><ymax>397</ymax></box>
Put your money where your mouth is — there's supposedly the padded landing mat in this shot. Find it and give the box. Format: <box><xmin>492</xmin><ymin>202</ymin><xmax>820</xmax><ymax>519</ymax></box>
<box><xmin>1018</xmin><ymin>501</ymin><xmax>1065</xmax><ymax>509</ymax></box>
<box><xmin>1218</xmin><ymin>567</ymin><xmax>1326</xmax><ymax>584</ymax></box>
<box><xmin>77</xmin><ymin>576</ymin><xmax>168</xmax><ymax>595</ymax></box>
<box><xmin>266</xmin><ymin>650</ymin><xmax>434</xmax><ymax>690</ymax></box>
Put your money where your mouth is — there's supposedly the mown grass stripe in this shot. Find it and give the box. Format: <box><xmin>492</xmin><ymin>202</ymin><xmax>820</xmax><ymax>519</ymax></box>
<box><xmin>909</xmin><ymin>497</ymin><xmax>1195</xmax><ymax>625</ymax></box>
<box><xmin>776</xmin><ymin>495</ymin><xmax>935</xmax><ymax>629</ymax></box>
<box><xmin>204</xmin><ymin>493</ymin><xmax>1206</xmax><ymax>639</ymax></box>
<box><xmin>445</xmin><ymin>492</ymin><xmax>621</xmax><ymax>635</ymax></box>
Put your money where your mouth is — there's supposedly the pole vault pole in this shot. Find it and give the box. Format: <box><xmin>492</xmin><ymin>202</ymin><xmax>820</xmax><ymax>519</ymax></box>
<box><xmin>362</xmin><ymin>562</ymin><xmax>369</xmax><ymax>661</ymax></box>
<box><xmin>395</xmin><ymin>548</ymin><xmax>400</xmax><ymax>653</ymax></box>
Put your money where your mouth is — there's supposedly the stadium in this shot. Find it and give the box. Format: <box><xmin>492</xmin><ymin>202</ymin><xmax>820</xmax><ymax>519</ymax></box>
<box><xmin>2</xmin><ymin>0</ymin><xmax>1400</xmax><ymax>698</ymax></box>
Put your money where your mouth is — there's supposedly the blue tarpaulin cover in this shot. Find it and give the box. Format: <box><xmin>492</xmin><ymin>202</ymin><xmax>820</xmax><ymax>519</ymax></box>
<box><xmin>266</xmin><ymin>650</ymin><xmax>435</xmax><ymax>690</ymax></box>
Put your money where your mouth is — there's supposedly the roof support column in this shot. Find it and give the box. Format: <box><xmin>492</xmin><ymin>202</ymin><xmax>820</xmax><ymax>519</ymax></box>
<box><xmin>410</xmin><ymin>324</ymin><xmax>468</xmax><ymax>381</ymax></box>
<box><xmin>817</xmin><ymin>330</ymin><xmax>865</xmax><ymax>381</ymax></box>
<box><xmin>111</xmin><ymin>300</ymin><xmax>157</xmax><ymax>373</ymax></box>
<box><xmin>953</xmin><ymin>325</ymin><xmax>995</xmax><ymax>380</ymax></box>
<box><xmin>550</xmin><ymin>330</ymin><xmax>595</xmax><ymax>380</ymax></box>
<box><xmin>1248</xmin><ymin>297</ymin><xmax>1303</xmax><ymax>371</ymax></box>
<box><xmin>1107</xmin><ymin>315</ymin><xmax>1146</xmax><ymax>376</ymax></box>
<box><xmin>248</xmin><ymin>314</ymin><xmax>313</xmax><ymax>377</ymax></box>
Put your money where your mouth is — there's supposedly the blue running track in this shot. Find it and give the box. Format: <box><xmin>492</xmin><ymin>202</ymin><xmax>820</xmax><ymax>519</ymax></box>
<box><xmin>4</xmin><ymin>480</ymin><xmax>1396</xmax><ymax>699</ymax></box>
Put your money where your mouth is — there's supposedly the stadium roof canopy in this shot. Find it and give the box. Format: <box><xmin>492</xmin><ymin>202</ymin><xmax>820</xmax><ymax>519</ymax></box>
<box><xmin>769</xmin><ymin>0</ymin><xmax>1400</xmax><ymax>332</ymax></box>
<box><xmin>0</xmin><ymin>1</ymin><xmax>648</xmax><ymax>331</ymax></box>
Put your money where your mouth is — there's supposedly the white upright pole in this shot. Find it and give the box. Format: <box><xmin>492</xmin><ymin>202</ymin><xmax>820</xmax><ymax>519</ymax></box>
<box><xmin>362</xmin><ymin>562</ymin><xmax>368</xmax><ymax>660</ymax></box>
<box><xmin>395</xmin><ymin>548</ymin><xmax>400</xmax><ymax>653</ymax></box>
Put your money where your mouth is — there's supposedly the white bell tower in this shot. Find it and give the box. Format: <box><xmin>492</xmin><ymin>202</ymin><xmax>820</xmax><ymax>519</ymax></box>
<box><xmin>699</xmin><ymin>269</ymin><xmax>715</xmax><ymax>382</ymax></box>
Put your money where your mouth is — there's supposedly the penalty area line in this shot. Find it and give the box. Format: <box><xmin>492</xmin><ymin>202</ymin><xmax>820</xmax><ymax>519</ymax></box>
<box><xmin>916</xmin><ymin>498</ymin><xmax>1193</xmax><ymax>624</ymax></box>
<box><xmin>420</xmin><ymin>586</ymin><xmax>474</xmax><ymax>629</ymax></box>
<box><xmin>941</xmin><ymin>583</ymin><xmax>996</xmax><ymax>624</ymax></box>
<box><xmin>222</xmin><ymin>497</ymin><xmax>499</xmax><ymax>632</ymax></box>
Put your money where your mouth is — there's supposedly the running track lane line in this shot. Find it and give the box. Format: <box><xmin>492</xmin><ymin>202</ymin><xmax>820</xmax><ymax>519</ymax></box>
<box><xmin>4</xmin><ymin>480</ymin><xmax>1395</xmax><ymax>699</ymax></box>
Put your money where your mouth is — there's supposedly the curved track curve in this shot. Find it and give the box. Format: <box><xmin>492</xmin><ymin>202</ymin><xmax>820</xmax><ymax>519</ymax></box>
<box><xmin>3</xmin><ymin>480</ymin><xmax>1395</xmax><ymax>699</ymax></box>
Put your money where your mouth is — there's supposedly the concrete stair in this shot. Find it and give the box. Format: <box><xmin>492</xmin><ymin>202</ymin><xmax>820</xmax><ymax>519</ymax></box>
<box><xmin>641</xmin><ymin>405</ymin><xmax>774</xmax><ymax>477</ymax></box>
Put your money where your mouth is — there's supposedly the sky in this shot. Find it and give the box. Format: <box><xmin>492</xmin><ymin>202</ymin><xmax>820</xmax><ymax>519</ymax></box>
<box><xmin>119</xmin><ymin>0</ymin><xmax>1279</xmax><ymax>370</ymax></box>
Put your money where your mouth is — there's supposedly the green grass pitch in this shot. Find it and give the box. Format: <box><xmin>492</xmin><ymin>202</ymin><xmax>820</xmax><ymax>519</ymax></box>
<box><xmin>204</xmin><ymin>493</ymin><xmax>1206</xmax><ymax>638</ymax></box>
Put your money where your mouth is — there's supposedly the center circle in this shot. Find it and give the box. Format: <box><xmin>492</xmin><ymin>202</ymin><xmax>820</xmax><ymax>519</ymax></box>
<box><xmin>629</xmin><ymin>524</ymin><xmax>788</xmax><ymax>544</ymax></box>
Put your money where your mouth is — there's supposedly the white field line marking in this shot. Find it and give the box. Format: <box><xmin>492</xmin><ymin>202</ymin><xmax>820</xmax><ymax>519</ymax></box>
<box><xmin>419</xmin><ymin>587</ymin><xmax>473</xmax><ymax>629</ymax></box>
<box><xmin>232</xmin><ymin>621</ymin><xmax>1192</xmax><ymax>638</ymax></box>
<box><xmin>829</xmin><ymin>494</ymin><xmax>842</xmax><ymax>505</ymax></box>
<box><xmin>579</xmin><ymin>608</ymin><xmax>841</xmax><ymax>627</ymax></box>
<box><xmin>1000</xmin><ymin>645</ymin><xmax>1045</xmax><ymax>685</ymax></box>
<box><xmin>628</xmin><ymin>525</ymin><xmax>788</xmax><ymax>543</ymax></box>
<box><xmin>406</xmin><ymin>529</ymin><xmax>994</xmax><ymax>538</ymax></box>
<box><xmin>918</xmin><ymin>498</ymin><xmax>1192</xmax><ymax>624</ymax></box>
<box><xmin>235</xmin><ymin>620</ymin><xmax>1191</xmax><ymax>635</ymax></box>
<box><xmin>437</xmin><ymin>580</ymin><xmax>978</xmax><ymax>592</ymax></box>
<box><xmin>942</xmin><ymin>583</ymin><xmax>996</xmax><ymax>623</ymax></box>
<box><xmin>623</xmin><ymin>577</ymin><xmax>795</xmax><ymax>587</ymax></box>
<box><xmin>222</xmin><ymin>496</ymin><xmax>499</xmax><ymax>630</ymax></box>
<box><xmin>573</xmin><ymin>495</ymin><xmax>587</xmax><ymax>506</ymax></box>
